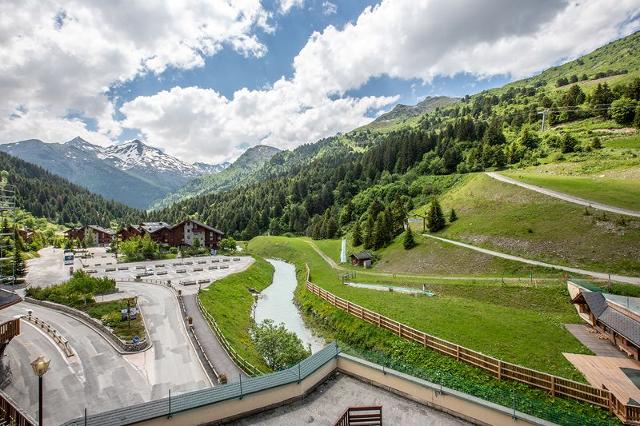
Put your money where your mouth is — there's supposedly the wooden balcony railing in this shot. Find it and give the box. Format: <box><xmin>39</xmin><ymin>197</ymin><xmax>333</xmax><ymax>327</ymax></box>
<box><xmin>334</xmin><ymin>406</ymin><xmax>382</xmax><ymax>426</ymax></box>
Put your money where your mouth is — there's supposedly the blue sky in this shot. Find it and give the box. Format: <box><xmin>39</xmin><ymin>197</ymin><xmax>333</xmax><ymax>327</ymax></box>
<box><xmin>2</xmin><ymin>0</ymin><xmax>638</xmax><ymax>163</ymax></box>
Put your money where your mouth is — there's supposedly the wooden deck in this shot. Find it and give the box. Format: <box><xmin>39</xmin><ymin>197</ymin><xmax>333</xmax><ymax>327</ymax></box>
<box><xmin>564</xmin><ymin>353</ymin><xmax>640</xmax><ymax>405</ymax></box>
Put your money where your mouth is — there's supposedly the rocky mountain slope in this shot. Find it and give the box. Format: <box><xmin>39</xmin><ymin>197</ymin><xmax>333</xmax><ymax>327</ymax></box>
<box><xmin>0</xmin><ymin>137</ymin><xmax>227</xmax><ymax>209</ymax></box>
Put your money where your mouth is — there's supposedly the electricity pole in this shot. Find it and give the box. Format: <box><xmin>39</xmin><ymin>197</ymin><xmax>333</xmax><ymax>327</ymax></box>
<box><xmin>537</xmin><ymin>109</ymin><xmax>550</xmax><ymax>132</ymax></box>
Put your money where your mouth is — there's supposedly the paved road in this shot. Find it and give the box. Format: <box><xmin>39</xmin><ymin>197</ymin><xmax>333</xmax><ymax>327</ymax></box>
<box><xmin>0</xmin><ymin>304</ymin><xmax>149</xmax><ymax>425</ymax></box>
<box><xmin>116</xmin><ymin>281</ymin><xmax>211</xmax><ymax>395</ymax></box>
<box><xmin>182</xmin><ymin>294</ymin><xmax>245</xmax><ymax>382</ymax></box>
<box><xmin>422</xmin><ymin>234</ymin><xmax>640</xmax><ymax>286</ymax></box>
<box><xmin>486</xmin><ymin>172</ymin><xmax>640</xmax><ymax>218</ymax></box>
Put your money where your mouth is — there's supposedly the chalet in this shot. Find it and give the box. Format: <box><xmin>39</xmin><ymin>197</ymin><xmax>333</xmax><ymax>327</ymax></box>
<box><xmin>570</xmin><ymin>286</ymin><xmax>640</xmax><ymax>360</ymax></box>
<box><xmin>350</xmin><ymin>251</ymin><xmax>373</xmax><ymax>267</ymax></box>
<box><xmin>117</xmin><ymin>220</ymin><xmax>223</xmax><ymax>249</ymax></box>
<box><xmin>168</xmin><ymin>219</ymin><xmax>224</xmax><ymax>249</ymax></box>
<box><xmin>16</xmin><ymin>228</ymin><xmax>34</xmax><ymax>243</ymax></box>
<box><xmin>65</xmin><ymin>225</ymin><xmax>114</xmax><ymax>246</ymax></box>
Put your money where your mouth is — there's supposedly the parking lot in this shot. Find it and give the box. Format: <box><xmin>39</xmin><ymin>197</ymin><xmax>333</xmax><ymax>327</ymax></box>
<box><xmin>79</xmin><ymin>254</ymin><xmax>253</xmax><ymax>294</ymax></box>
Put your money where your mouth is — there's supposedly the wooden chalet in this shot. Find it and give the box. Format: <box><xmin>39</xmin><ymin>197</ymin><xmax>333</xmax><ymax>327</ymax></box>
<box><xmin>571</xmin><ymin>289</ymin><xmax>640</xmax><ymax>360</ymax></box>
<box><xmin>65</xmin><ymin>225</ymin><xmax>114</xmax><ymax>246</ymax></box>
<box><xmin>350</xmin><ymin>251</ymin><xmax>373</xmax><ymax>267</ymax></box>
<box><xmin>117</xmin><ymin>220</ymin><xmax>224</xmax><ymax>249</ymax></box>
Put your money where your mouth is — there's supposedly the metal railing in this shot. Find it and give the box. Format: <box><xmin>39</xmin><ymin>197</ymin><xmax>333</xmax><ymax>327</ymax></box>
<box><xmin>195</xmin><ymin>296</ymin><xmax>265</xmax><ymax>376</ymax></box>
<box><xmin>335</xmin><ymin>406</ymin><xmax>382</xmax><ymax>426</ymax></box>
<box><xmin>304</xmin><ymin>264</ymin><xmax>639</xmax><ymax>425</ymax></box>
<box><xmin>0</xmin><ymin>391</ymin><xmax>35</xmax><ymax>426</ymax></box>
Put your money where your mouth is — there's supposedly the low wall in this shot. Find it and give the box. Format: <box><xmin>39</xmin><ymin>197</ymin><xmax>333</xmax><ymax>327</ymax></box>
<box><xmin>337</xmin><ymin>353</ymin><xmax>553</xmax><ymax>426</ymax></box>
<box><xmin>62</xmin><ymin>343</ymin><xmax>555</xmax><ymax>426</ymax></box>
<box><xmin>24</xmin><ymin>297</ymin><xmax>149</xmax><ymax>353</ymax></box>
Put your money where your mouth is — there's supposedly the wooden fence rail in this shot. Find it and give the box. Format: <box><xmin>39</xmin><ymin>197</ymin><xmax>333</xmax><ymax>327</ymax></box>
<box><xmin>304</xmin><ymin>265</ymin><xmax>637</xmax><ymax>425</ymax></box>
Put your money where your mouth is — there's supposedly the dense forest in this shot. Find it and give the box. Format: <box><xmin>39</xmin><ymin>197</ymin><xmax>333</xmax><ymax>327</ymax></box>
<box><xmin>0</xmin><ymin>152</ymin><xmax>146</xmax><ymax>227</ymax></box>
<box><xmin>157</xmin><ymin>72</ymin><xmax>640</xmax><ymax>241</ymax></box>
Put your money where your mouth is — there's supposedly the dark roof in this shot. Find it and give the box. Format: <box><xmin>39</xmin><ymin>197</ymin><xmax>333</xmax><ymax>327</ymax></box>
<box><xmin>172</xmin><ymin>219</ymin><xmax>224</xmax><ymax>235</ymax></box>
<box><xmin>582</xmin><ymin>291</ymin><xmax>608</xmax><ymax>317</ymax></box>
<box><xmin>0</xmin><ymin>289</ymin><xmax>21</xmax><ymax>310</ymax></box>
<box><xmin>350</xmin><ymin>251</ymin><xmax>372</xmax><ymax>261</ymax></box>
<box><xmin>87</xmin><ymin>225</ymin><xmax>115</xmax><ymax>235</ymax></box>
<box><xmin>140</xmin><ymin>222</ymin><xmax>170</xmax><ymax>233</ymax></box>
<box><xmin>580</xmin><ymin>290</ymin><xmax>640</xmax><ymax>347</ymax></box>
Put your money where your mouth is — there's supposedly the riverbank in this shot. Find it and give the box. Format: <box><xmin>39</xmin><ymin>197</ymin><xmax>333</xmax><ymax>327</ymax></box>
<box><xmin>247</xmin><ymin>236</ymin><xmax>619</xmax><ymax>426</ymax></box>
<box><xmin>198</xmin><ymin>256</ymin><xmax>274</xmax><ymax>372</ymax></box>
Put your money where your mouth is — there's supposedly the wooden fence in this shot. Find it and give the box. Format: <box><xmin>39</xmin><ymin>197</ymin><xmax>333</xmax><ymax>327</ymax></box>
<box><xmin>304</xmin><ymin>265</ymin><xmax>639</xmax><ymax>425</ymax></box>
<box><xmin>1</xmin><ymin>391</ymin><xmax>35</xmax><ymax>426</ymax></box>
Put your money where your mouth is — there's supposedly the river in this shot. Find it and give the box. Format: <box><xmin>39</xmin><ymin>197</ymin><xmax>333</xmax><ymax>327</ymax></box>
<box><xmin>254</xmin><ymin>259</ymin><xmax>325</xmax><ymax>353</ymax></box>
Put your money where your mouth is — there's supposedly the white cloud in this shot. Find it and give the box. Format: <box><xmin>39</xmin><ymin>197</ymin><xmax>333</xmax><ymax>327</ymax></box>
<box><xmin>121</xmin><ymin>84</ymin><xmax>396</xmax><ymax>163</ymax></box>
<box><xmin>2</xmin><ymin>0</ymin><xmax>640</xmax><ymax>166</ymax></box>
<box><xmin>0</xmin><ymin>0</ymin><xmax>271</xmax><ymax>145</ymax></box>
<box><xmin>292</xmin><ymin>0</ymin><xmax>640</xmax><ymax>96</ymax></box>
<box><xmin>322</xmin><ymin>1</ymin><xmax>337</xmax><ymax>16</ymax></box>
<box><xmin>278</xmin><ymin>0</ymin><xmax>305</xmax><ymax>14</ymax></box>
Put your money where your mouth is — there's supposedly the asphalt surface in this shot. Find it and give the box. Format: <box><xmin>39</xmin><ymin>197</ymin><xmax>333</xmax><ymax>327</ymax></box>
<box><xmin>486</xmin><ymin>171</ymin><xmax>640</xmax><ymax>218</ymax></box>
<box><xmin>0</xmin><ymin>247</ymin><xmax>254</xmax><ymax>424</ymax></box>
<box><xmin>422</xmin><ymin>234</ymin><xmax>640</xmax><ymax>286</ymax></box>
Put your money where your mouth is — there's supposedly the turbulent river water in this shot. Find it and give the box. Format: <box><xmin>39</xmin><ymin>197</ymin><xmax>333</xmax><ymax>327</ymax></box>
<box><xmin>254</xmin><ymin>259</ymin><xmax>325</xmax><ymax>353</ymax></box>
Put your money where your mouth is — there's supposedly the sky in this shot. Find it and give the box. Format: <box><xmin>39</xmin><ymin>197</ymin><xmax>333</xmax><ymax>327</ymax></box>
<box><xmin>1</xmin><ymin>0</ymin><xmax>639</xmax><ymax>164</ymax></box>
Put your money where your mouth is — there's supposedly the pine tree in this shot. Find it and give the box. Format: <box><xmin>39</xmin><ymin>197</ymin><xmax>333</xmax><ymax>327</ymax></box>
<box><xmin>449</xmin><ymin>208</ymin><xmax>458</xmax><ymax>222</ymax></box>
<box><xmin>363</xmin><ymin>214</ymin><xmax>375</xmax><ymax>249</ymax></box>
<box><xmin>426</xmin><ymin>198</ymin><xmax>446</xmax><ymax>232</ymax></box>
<box><xmin>372</xmin><ymin>213</ymin><xmax>387</xmax><ymax>249</ymax></box>
<box><xmin>352</xmin><ymin>220</ymin><xmax>362</xmax><ymax>247</ymax></box>
<box><xmin>403</xmin><ymin>226</ymin><xmax>416</xmax><ymax>250</ymax></box>
<box><xmin>634</xmin><ymin>106</ymin><xmax>640</xmax><ymax>130</ymax></box>
<box><xmin>13</xmin><ymin>248</ymin><xmax>26</xmax><ymax>279</ymax></box>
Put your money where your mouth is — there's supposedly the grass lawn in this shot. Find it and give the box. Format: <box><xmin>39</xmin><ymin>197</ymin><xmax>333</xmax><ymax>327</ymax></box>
<box><xmin>198</xmin><ymin>256</ymin><xmax>274</xmax><ymax>372</ymax></box>
<box><xmin>313</xmin><ymin>235</ymin><xmax>558</xmax><ymax>277</ymax></box>
<box><xmin>502</xmin><ymin>171</ymin><xmax>640</xmax><ymax>212</ymax></box>
<box><xmin>247</xmin><ymin>236</ymin><xmax>619</xmax><ymax>425</ymax></box>
<box><xmin>81</xmin><ymin>299</ymin><xmax>145</xmax><ymax>342</ymax></box>
<box><xmin>247</xmin><ymin>236</ymin><xmax>589</xmax><ymax>380</ymax></box>
<box><xmin>429</xmin><ymin>173</ymin><xmax>640</xmax><ymax>276</ymax></box>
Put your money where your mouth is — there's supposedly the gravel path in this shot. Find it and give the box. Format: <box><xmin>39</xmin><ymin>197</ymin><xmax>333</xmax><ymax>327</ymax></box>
<box><xmin>422</xmin><ymin>234</ymin><xmax>640</xmax><ymax>286</ymax></box>
<box><xmin>486</xmin><ymin>172</ymin><xmax>640</xmax><ymax>218</ymax></box>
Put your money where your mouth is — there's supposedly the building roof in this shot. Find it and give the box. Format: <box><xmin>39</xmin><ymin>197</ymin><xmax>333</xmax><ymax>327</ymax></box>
<box><xmin>0</xmin><ymin>289</ymin><xmax>21</xmax><ymax>310</ymax></box>
<box><xmin>172</xmin><ymin>219</ymin><xmax>224</xmax><ymax>235</ymax></box>
<box><xmin>140</xmin><ymin>222</ymin><xmax>170</xmax><ymax>233</ymax></box>
<box><xmin>579</xmin><ymin>290</ymin><xmax>640</xmax><ymax>347</ymax></box>
<box><xmin>87</xmin><ymin>225</ymin><xmax>115</xmax><ymax>235</ymax></box>
<box><xmin>350</xmin><ymin>251</ymin><xmax>372</xmax><ymax>261</ymax></box>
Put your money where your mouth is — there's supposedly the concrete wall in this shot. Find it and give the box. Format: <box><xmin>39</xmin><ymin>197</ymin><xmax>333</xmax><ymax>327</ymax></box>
<box><xmin>132</xmin><ymin>353</ymin><xmax>553</xmax><ymax>426</ymax></box>
<box><xmin>336</xmin><ymin>354</ymin><xmax>552</xmax><ymax>426</ymax></box>
<box><xmin>135</xmin><ymin>358</ymin><xmax>338</xmax><ymax>426</ymax></box>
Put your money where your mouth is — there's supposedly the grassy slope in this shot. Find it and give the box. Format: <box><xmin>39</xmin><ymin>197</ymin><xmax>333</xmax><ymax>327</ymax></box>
<box><xmin>248</xmin><ymin>236</ymin><xmax>589</xmax><ymax>379</ymax></box>
<box><xmin>429</xmin><ymin>173</ymin><xmax>640</xmax><ymax>275</ymax></box>
<box><xmin>82</xmin><ymin>299</ymin><xmax>145</xmax><ymax>342</ymax></box>
<box><xmin>198</xmin><ymin>256</ymin><xmax>274</xmax><ymax>372</ymax></box>
<box><xmin>315</xmin><ymin>235</ymin><xmax>557</xmax><ymax>277</ymax></box>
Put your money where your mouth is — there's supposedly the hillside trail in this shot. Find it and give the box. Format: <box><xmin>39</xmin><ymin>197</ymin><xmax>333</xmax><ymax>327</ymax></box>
<box><xmin>486</xmin><ymin>172</ymin><xmax>640</xmax><ymax>218</ymax></box>
<box><xmin>303</xmin><ymin>240</ymin><xmax>557</xmax><ymax>282</ymax></box>
<box><xmin>422</xmin><ymin>234</ymin><xmax>640</xmax><ymax>286</ymax></box>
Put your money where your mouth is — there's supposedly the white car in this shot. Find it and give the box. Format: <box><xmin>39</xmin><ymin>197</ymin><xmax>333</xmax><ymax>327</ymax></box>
<box><xmin>145</xmin><ymin>266</ymin><xmax>155</xmax><ymax>274</ymax></box>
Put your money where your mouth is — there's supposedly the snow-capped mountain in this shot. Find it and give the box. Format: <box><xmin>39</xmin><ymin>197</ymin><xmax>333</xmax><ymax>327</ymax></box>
<box><xmin>0</xmin><ymin>137</ymin><xmax>228</xmax><ymax>209</ymax></box>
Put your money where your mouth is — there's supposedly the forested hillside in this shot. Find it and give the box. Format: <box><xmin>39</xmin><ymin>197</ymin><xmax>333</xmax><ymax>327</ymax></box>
<box><xmin>1</xmin><ymin>151</ymin><xmax>146</xmax><ymax>227</ymax></box>
<box><xmin>157</xmin><ymin>31</ymin><xmax>640</xmax><ymax>241</ymax></box>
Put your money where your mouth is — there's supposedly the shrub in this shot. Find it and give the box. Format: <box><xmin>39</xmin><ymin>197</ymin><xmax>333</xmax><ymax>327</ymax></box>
<box><xmin>251</xmin><ymin>319</ymin><xmax>311</xmax><ymax>370</ymax></box>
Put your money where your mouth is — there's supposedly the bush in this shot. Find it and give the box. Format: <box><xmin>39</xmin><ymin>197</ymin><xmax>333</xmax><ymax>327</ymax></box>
<box><xmin>26</xmin><ymin>271</ymin><xmax>115</xmax><ymax>307</ymax></box>
<box><xmin>610</xmin><ymin>97</ymin><xmax>637</xmax><ymax>125</ymax></box>
<box><xmin>251</xmin><ymin>319</ymin><xmax>311</xmax><ymax>370</ymax></box>
<box><xmin>219</xmin><ymin>237</ymin><xmax>237</xmax><ymax>254</ymax></box>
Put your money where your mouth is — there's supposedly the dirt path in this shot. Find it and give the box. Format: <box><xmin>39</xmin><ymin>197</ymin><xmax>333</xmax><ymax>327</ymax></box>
<box><xmin>486</xmin><ymin>172</ymin><xmax>640</xmax><ymax>218</ymax></box>
<box><xmin>422</xmin><ymin>234</ymin><xmax>640</xmax><ymax>286</ymax></box>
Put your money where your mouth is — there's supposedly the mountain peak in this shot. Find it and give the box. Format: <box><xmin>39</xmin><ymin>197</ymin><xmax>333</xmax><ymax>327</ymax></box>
<box><xmin>66</xmin><ymin>136</ymin><xmax>99</xmax><ymax>150</ymax></box>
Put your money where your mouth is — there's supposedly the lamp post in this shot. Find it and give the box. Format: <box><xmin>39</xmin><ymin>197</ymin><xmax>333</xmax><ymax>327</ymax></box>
<box><xmin>31</xmin><ymin>356</ymin><xmax>50</xmax><ymax>425</ymax></box>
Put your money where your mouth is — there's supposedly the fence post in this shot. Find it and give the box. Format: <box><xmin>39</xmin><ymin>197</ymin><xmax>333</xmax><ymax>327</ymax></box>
<box><xmin>456</xmin><ymin>345</ymin><xmax>460</xmax><ymax>361</ymax></box>
<box><xmin>497</xmin><ymin>360</ymin><xmax>502</xmax><ymax>380</ymax></box>
<box><xmin>298</xmin><ymin>362</ymin><xmax>301</xmax><ymax>384</ymax></box>
<box><xmin>239</xmin><ymin>374</ymin><xmax>243</xmax><ymax>400</ymax></box>
<box><xmin>550</xmin><ymin>376</ymin><xmax>556</xmax><ymax>397</ymax></box>
<box><xmin>167</xmin><ymin>389</ymin><xmax>172</xmax><ymax>419</ymax></box>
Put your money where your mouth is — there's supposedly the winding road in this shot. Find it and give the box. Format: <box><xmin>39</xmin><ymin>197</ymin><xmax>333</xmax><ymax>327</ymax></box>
<box><xmin>422</xmin><ymin>234</ymin><xmax>640</xmax><ymax>286</ymax></box>
<box><xmin>486</xmin><ymin>172</ymin><xmax>640</xmax><ymax>218</ymax></box>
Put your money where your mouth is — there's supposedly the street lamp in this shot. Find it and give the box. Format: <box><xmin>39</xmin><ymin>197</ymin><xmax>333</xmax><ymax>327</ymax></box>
<box><xmin>31</xmin><ymin>356</ymin><xmax>50</xmax><ymax>425</ymax></box>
